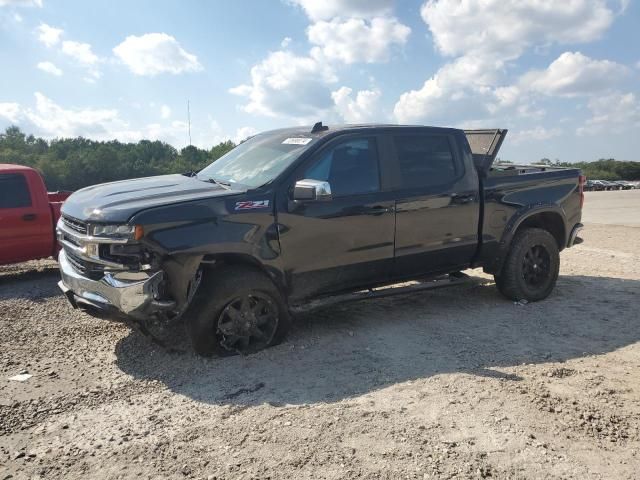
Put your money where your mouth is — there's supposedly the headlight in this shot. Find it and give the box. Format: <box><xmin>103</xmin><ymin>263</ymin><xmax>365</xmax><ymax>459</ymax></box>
<box><xmin>92</xmin><ymin>224</ymin><xmax>135</xmax><ymax>237</ymax></box>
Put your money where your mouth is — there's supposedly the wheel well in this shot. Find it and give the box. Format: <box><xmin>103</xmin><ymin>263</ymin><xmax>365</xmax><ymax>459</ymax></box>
<box><xmin>201</xmin><ymin>254</ymin><xmax>287</xmax><ymax>297</ymax></box>
<box><xmin>516</xmin><ymin>212</ymin><xmax>565</xmax><ymax>250</ymax></box>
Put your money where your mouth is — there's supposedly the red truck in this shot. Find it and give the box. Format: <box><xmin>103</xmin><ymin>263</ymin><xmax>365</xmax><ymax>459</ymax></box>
<box><xmin>0</xmin><ymin>164</ymin><xmax>71</xmax><ymax>266</ymax></box>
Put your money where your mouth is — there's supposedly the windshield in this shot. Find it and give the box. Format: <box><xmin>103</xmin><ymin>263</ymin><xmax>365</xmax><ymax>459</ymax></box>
<box><xmin>197</xmin><ymin>132</ymin><xmax>318</xmax><ymax>188</ymax></box>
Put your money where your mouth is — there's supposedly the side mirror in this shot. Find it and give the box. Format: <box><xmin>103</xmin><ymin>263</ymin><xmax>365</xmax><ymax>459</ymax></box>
<box><xmin>293</xmin><ymin>179</ymin><xmax>332</xmax><ymax>201</ymax></box>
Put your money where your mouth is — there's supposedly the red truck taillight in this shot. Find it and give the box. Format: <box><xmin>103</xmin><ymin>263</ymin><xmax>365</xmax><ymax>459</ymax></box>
<box><xmin>579</xmin><ymin>175</ymin><xmax>586</xmax><ymax>208</ymax></box>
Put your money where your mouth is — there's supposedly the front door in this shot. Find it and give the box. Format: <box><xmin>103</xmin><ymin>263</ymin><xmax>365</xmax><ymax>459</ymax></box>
<box><xmin>277</xmin><ymin>136</ymin><xmax>396</xmax><ymax>300</ymax></box>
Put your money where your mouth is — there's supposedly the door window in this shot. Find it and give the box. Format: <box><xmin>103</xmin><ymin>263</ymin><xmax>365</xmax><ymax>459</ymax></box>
<box><xmin>304</xmin><ymin>138</ymin><xmax>380</xmax><ymax>196</ymax></box>
<box><xmin>0</xmin><ymin>173</ymin><xmax>31</xmax><ymax>208</ymax></box>
<box><xmin>393</xmin><ymin>135</ymin><xmax>458</xmax><ymax>189</ymax></box>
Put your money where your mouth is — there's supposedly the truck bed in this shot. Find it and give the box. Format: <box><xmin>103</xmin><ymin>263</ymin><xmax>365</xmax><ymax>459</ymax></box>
<box><xmin>489</xmin><ymin>163</ymin><xmax>577</xmax><ymax>177</ymax></box>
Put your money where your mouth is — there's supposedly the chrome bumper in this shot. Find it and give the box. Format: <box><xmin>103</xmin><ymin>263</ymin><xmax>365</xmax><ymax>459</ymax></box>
<box><xmin>58</xmin><ymin>249</ymin><xmax>166</xmax><ymax>319</ymax></box>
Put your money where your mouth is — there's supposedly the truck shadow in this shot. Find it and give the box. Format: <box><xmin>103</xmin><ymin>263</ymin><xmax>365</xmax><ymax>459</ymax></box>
<box><xmin>114</xmin><ymin>274</ymin><xmax>639</xmax><ymax>406</ymax></box>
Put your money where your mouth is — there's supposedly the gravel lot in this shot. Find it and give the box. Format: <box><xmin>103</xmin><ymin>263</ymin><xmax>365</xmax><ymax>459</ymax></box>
<box><xmin>1</xmin><ymin>190</ymin><xmax>639</xmax><ymax>479</ymax></box>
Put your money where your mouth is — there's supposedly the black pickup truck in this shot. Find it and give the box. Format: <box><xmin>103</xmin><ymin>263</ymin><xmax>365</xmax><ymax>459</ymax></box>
<box><xmin>56</xmin><ymin>124</ymin><xmax>584</xmax><ymax>356</ymax></box>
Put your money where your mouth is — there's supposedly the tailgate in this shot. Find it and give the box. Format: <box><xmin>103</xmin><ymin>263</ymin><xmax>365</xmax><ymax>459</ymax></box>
<box><xmin>464</xmin><ymin>129</ymin><xmax>508</xmax><ymax>174</ymax></box>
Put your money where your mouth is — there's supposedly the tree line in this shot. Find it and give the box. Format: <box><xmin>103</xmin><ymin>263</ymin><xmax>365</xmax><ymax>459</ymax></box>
<box><xmin>0</xmin><ymin>126</ymin><xmax>236</xmax><ymax>191</ymax></box>
<box><xmin>1</xmin><ymin>126</ymin><xmax>638</xmax><ymax>191</ymax></box>
<box><xmin>535</xmin><ymin>158</ymin><xmax>640</xmax><ymax>181</ymax></box>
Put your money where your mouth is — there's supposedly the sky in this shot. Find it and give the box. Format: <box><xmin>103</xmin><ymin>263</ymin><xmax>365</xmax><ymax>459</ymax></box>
<box><xmin>0</xmin><ymin>0</ymin><xmax>639</xmax><ymax>162</ymax></box>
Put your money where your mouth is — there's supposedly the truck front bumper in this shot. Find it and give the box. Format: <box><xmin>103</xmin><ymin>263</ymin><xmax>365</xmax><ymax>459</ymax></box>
<box><xmin>58</xmin><ymin>249</ymin><xmax>168</xmax><ymax>319</ymax></box>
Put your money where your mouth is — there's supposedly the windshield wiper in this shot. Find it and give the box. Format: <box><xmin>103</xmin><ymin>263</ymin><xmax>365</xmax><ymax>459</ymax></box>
<box><xmin>205</xmin><ymin>177</ymin><xmax>232</xmax><ymax>190</ymax></box>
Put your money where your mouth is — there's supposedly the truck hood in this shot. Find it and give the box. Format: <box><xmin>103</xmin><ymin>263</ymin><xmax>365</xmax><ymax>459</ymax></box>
<box><xmin>61</xmin><ymin>174</ymin><xmax>244</xmax><ymax>223</ymax></box>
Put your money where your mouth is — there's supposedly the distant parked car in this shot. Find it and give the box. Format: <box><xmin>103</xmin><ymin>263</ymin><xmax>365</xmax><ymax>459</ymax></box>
<box><xmin>613</xmin><ymin>181</ymin><xmax>634</xmax><ymax>190</ymax></box>
<box><xmin>587</xmin><ymin>180</ymin><xmax>608</xmax><ymax>191</ymax></box>
<box><xmin>585</xmin><ymin>180</ymin><xmax>600</xmax><ymax>191</ymax></box>
<box><xmin>600</xmin><ymin>180</ymin><xmax>620</xmax><ymax>190</ymax></box>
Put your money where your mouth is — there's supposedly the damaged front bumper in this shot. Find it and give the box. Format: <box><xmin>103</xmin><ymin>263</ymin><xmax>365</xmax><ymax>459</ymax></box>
<box><xmin>58</xmin><ymin>249</ymin><xmax>174</xmax><ymax>319</ymax></box>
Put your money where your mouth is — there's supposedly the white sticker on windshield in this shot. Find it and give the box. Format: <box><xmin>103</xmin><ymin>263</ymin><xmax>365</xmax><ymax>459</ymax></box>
<box><xmin>282</xmin><ymin>137</ymin><xmax>312</xmax><ymax>145</ymax></box>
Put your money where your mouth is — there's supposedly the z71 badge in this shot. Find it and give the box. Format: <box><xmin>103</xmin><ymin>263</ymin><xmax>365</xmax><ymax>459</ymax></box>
<box><xmin>235</xmin><ymin>200</ymin><xmax>270</xmax><ymax>210</ymax></box>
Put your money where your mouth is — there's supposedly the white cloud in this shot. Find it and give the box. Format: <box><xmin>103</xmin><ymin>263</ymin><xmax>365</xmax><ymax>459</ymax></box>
<box><xmin>26</xmin><ymin>92</ymin><xmax>120</xmax><ymax>138</ymax></box>
<box><xmin>0</xmin><ymin>94</ymin><xmax>244</xmax><ymax>149</ymax></box>
<box><xmin>510</xmin><ymin>126</ymin><xmax>562</xmax><ymax>144</ymax></box>
<box><xmin>578</xmin><ymin>92</ymin><xmax>640</xmax><ymax>135</ymax></box>
<box><xmin>280</xmin><ymin>37</ymin><xmax>292</xmax><ymax>48</ymax></box>
<box><xmin>394</xmin><ymin>0</ymin><xmax>620</xmax><ymax>125</ymax></box>
<box><xmin>35</xmin><ymin>25</ymin><xmax>101</xmax><ymax>80</ymax></box>
<box><xmin>233</xmin><ymin>2</ymin><xmax>408</xmax><ymax>121</ymax></box>
<box><xmin>37</xmin><ymin>61</ymin><xmax>62</xmax><ymax>76</ymax></box>
<box><xmin>60</xmin><ymin>40</ymin><xmax>101</xmax><ymax>80</ymax></box>
<box><xmin>160</xmin><ymin>104</ymin><xmax>171</xmax><ymax>119</ymax></box>
<box><xmin>234</xmin><ymin>126</ymin><xmax>258</xmax><ymax>143</ymax></box>
<box><xmin>421</xmin><ymin>0</ymin><xmax>614</xmax><ymax>60</ymax></box>
<box><xmin>289</xmin><ymin>0</ymin><xmax>392</xmax><ymax>21</ymax></box>
<box><xmin>394</xmin><ymin>55</ymin><xmax>503</xmax><ymax>123</ymax></box>
<box><xmin>229</xmin><ymin>50</ymin><xmax>337</xmax><ymax>119</ymax></box>
<box><xmin>61</xmin><ymin>40</ymin><xmax>99</xmax><ymax>66</ymax></box>
<box><xmin>332</xmin><ymin>86</ymin><xmax>381</xmax><ymax>122</ymax></box>
<box><xmin>36</xmin><ymin>23</ymin><xmax>63</xmax><ymax>47</ymax></box>
<box><xmin>521</xmin><ymin>52</ymin><xmax>628</xmax><ymax>97</ymax></box>
<box><xmin>0</xmin><ymin>0</ymin><xmax>42</xmax><ymax>7</ymax></box>
<box><xmin>308</xmin><ymin>17</ymin><xmax>410</xmax><ymax>64</ymax></box>
<box><xmin>113</xmin><ymin>33</ymin><xmax>202</xmax><ymax>76</ymax></box>
<box><xmin>13</xmin><ymin>12</ymin><xmax>22</xmax><ymax>21</ymax></box>
<box><xmin>0</xmin><ymin>102</ymin><xmax>21</xmax><ymax>123</ymax></box>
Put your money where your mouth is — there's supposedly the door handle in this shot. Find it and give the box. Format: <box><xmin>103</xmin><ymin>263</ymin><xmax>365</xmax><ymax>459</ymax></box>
<box><xmin>368</xmin><ymin>206</ymin><xmax>393</xmax><ymax>215</ymax></box>
<box><xmin>450</xmin><ymin>193</ymin><xmax>475</xmax><ymax>204</ymax></box>
<box><xmin>22</xmin><ymin>213</ymin><xmax>37</xmax><ymax>221</ymax></box>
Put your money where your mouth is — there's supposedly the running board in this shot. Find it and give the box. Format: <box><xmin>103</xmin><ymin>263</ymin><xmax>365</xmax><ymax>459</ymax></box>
<box><xmin>291</xmin><ymin>272</ymin><xmax>470</xmax><ymax>313</ymax></box>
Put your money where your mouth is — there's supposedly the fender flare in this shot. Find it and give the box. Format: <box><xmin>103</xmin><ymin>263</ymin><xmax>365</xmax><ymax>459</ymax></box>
<box><xmin>490</xmin><ymin>204</ymin><xmax>567</xmax><ymax>274</ymax></box>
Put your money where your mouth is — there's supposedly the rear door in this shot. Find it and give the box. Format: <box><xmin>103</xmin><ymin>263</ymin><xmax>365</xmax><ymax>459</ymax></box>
<box><xmin>278</xmin><ymin>134</ymin><xmax>396</xmax><ymax>300</ymax></box>
<box><xmin>0</xmin><ymin>172</ymin><xmax>50</xmax><ymax>264</ymax></box>
<box><xmin>388</xmin><ymin>131</ymin><xmax>480</xmax><ymax>278</ymax></box>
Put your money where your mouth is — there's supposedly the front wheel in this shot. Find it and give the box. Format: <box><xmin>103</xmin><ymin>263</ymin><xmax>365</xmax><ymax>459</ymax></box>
<box><xmin>185</xmin><ymin>265</ymin><xmax>290</xmax><ymax>357</ymax></box>
<box><xmin>494</xmin><ymin>227</ymin><xmax>560</xmax><ymax>302</ymax></box>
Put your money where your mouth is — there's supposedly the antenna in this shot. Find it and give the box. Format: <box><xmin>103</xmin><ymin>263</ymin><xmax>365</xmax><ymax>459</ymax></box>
<box><xmin>187</xmin><ymin>100</ymin><xmax>192</xmax><ymax>146</ymax></box>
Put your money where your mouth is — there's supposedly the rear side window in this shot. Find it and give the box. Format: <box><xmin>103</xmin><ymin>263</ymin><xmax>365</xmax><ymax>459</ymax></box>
<box><xmin>0</xmin><ymin>173</ymin><xmax>32</xmax><ymax>208</ymax></box>
<box><xmin>305</xmin><ymin>138</ymin><xmax>380</xmax><ymax>197</ymax></box>
<box><xmin>393</xmin><ymin>135</ymin><xmax>458</xmax><ymax>189</ymax></box>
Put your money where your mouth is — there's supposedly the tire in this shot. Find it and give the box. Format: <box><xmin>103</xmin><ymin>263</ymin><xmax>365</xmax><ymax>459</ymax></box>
<box><xmin>185</xmin><ymin>265</ymin><xmax>290</xmax><ymax>357</ymax></box>
<box><xmin>494</xmin><ymin>227</ymin><xmax>560</xmax><ymax>302</ymax></box>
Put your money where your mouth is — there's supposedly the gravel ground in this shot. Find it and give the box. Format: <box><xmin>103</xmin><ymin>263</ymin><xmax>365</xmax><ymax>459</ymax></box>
<box><xmin>1</xmin><ymin>192</ymin><xmax>639</xmax><ymax>479</ymax></box>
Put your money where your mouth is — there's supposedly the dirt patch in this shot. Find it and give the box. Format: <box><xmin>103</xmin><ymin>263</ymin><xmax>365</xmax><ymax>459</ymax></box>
<box><xmin>1</xmin><ymin>218</ymin><xmax>639</xmax><ymax>478</ymax></box>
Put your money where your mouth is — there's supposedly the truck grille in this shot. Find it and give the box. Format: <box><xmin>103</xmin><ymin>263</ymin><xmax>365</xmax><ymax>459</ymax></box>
<box><xmin>65</xmin><ymin>250</ymin><xmax>105</xmax><ymax>280</ymax></box>
<box><xmin>62</xmin><ymin>215</ymin><xmax>88</xmax><ymax>235</ymax></box>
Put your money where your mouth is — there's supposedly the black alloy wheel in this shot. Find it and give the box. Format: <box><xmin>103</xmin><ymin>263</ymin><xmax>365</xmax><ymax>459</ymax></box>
<box><xmin>186</xmin><ymin>265</ymin><xmax>290</xmax><ymax>357</ymax></box>
<box><xmin>216</xmin><ymin>293</ymin><xmax>279</xmax><ymax>354</ymax></box>
<box><xmin>522</xmin><ymin>244</ymin><xmax>551</xmax><ymax>288</ymax></box>
<box><xmin>494</xmin><ymin>227</ymin><xmax>560</xmax><ymax>302</ymax></box>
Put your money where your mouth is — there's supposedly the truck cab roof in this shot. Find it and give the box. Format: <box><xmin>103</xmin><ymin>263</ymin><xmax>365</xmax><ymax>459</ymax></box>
<box><xmin>0</xmin><ymin>163</ymin><xmax>36</xmax><ymax>172</ymax></box>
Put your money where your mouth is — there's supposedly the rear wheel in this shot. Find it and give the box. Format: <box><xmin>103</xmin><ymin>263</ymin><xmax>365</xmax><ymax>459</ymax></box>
<box><xmin>185</xmin><ymin>265</ymin><xmax>290</xmax><ymax>357</ymax></box>
<box><xmin>494</xmin><ymin>227</ymin><xmax>560</xmax><ymax>302</ymax></box>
